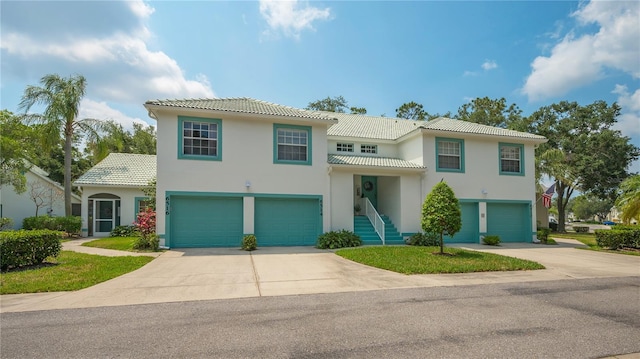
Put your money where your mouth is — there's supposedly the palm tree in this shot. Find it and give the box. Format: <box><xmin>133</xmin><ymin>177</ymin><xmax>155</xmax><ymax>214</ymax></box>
<box><xmin>616</xmin><ymin>175</ymin><xmax>640</xmax><ymax>224</ymax></box>
<box><xmin>19</xmin><ymin>74</ymin><xmax>102</xmax><ymax>216</ymax></box>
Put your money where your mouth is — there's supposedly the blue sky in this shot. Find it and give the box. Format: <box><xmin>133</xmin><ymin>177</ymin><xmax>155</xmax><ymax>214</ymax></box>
<box><xmin>1</xmin><ymin>0</ymin><xmax>638</xmax><ymax>171</ymax></box>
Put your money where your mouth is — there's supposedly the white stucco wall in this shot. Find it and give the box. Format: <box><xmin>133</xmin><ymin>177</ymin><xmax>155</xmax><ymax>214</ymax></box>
<box><xmin>0</xmin><ymin>171</ymin><xmax>78</xmax><ymax>229</ymax></box>
<box><xmin>153</xmin><ymin>109</ymin><xmax>332</xmax><ymax>245</ymax></box>
<box><xmin>422</xmin><ymin>134</ymin><xmax>538</xmax><ymax>238</ymax></box>
<box><xmin>397</xmin><ymin>133</ymin><xmax>424</xmax><ymax>166</ymax></box>
<box><xmin>327</xmin><ymin>139</ymin><xmax>397</xmax><ymax>157</ymax></box>
<box><xmin>79</xmin><ymin>186</ymin><xmax>147</xmax><ymax>237</ymax></box>
<box><xmin>329</xmin><ymin>170</ymin><xmax>354</xmax><ymax>231</ymax></box>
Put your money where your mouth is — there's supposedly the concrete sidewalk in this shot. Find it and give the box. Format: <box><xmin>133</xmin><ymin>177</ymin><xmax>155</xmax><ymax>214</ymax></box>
<box><xmin>1</xmin><ymin>238</ymin><xmax>638</xmax><ymax>313</ymax></box>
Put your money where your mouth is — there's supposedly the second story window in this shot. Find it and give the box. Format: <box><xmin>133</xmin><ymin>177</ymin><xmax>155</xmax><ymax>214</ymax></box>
<box><xmin>179</xmin><ymin>116</ymin><xmax>221</xmax><ymax>161</ymax></box>
<box><xmin>274</xmin><ymin>124</ymin><xmax>312</xmax><ymax>165</ymax></box>
<box><xmin>436</xmin><ymin>138</ymin><xmax>464</xmax><ymax>172</ymax></box>
<box><xmin>499</xmin><ymin>143</ymin><xmax>524</xmax><ymax>175</ymax></box>
<box><xmin>337</xmin><ymin>143</ymin><xmax>354</xmax><ymax>152</ymax></box>
<box><xmin>361</xmin><ymin>144</ymin><xmax>377</xmax><ymax>154</ymax></box>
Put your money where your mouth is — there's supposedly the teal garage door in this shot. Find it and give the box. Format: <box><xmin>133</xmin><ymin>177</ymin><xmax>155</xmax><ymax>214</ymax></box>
<box><xmin>170</xmin><ymin>196</ymin><xmax>243</xmax><ymax>248</ymax></box>
<box><xmin>447</xmin><ymin>202</ymin><xmax>479</xmax><ymax>243</ymax></box>
<box><xmin>487</xmin><ymin>203</ymin><xmax>530</xmax><ymax>242</ymax></box>
<box><xmin>255</xmin><ymin>197</ymin><xmax>321</xmax><ymax>246</ymax></box>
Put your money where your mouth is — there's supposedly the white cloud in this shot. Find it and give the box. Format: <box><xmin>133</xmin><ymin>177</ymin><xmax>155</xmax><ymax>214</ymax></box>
<box><xmin>0</xmin><ymin>1</ymin><xmax>214</xmax><ymax>107</ymax></box>
<box><xmin>481</xmin><ymin>60</ymin><xmax>498</xmax><ymax>71</ymax></box>
<box><xmin>259</xmin><ymin>0</ymin><xmax>331</xmax><ymax>39</ymax></box>
<box><xmin>522</xmin><ymin>1</ymin><xmax>640</xmax><ymax>101</ymax></box>
<box><xmin>463</xmin><ymin>71</ymin><xmax>478</xmax><ymax>77</ymax></box>
<box><xmin>612</xmin><ymin>84</ymin><xmax>640</xmax><ymax>136</ymax></box>
<box><xmin>80</xmin><ymin>99</ymin><xmax>150</xmax><ymax>132</ymax></box>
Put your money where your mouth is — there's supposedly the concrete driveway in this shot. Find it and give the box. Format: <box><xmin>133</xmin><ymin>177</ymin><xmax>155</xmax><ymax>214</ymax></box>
<box><xmin>1</xmin><ymin>238</ymin><xmax>638</xmax><ymax>313</ymax></box>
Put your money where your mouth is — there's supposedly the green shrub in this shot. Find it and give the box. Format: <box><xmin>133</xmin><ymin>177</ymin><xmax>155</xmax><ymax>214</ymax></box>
<box><xmin>22</xmin><ymin>216</ymin><xmax>81</xmax><ymax>235</ymax></box>
<box><xmin>0</xmin><ymin>217</ymin><xmax>14</xmax><ymax>231</ymax></box>
<box><xmin>537</xmin><ymin>228</ymin><xmax>552</xmax><ymax>243</ymax></box>
<box><xmin>110</xmin><ymin>225</ymin><xmax>139</xmax><ymax>237</ymax></box>
<box><xmin>573</xmin><ymin>226</ymin><xmax>589</xmax><ymax>233</ymax></box>
<box><xmin>23</xmin><ymin>216</ymin><xmax>56</xmax><ymax>230</ymax></box>
<box><xmin>595</xmin><ymin>229</ymin><xmax>640</xmax><ymax>249</ymax></box>
<box><xmin>316</xmin><ymin>230</ymin><xmax>362</xmax><ymax>249</ymax></box>
<box><xmin>133</xmin><ymin>234</ymin><xmax>159</xmax><ymax>251</ymax></box>
<box><xmin>241</xmin><ymin>234</ymin><xmax>257</xmax><ymax>251</ymax></box>
<box><xmin>406</xmin><ymin>232</ymin><xmax>439</xmax><ymax>246</ymax></box>
<box><xmin>0</xmin><ymin>230</ymin><xmax>63</xmax><ymax>271</ymax></box>
<box><xmin>56</xmin><ymin>216</ymin><xmax>81</xmax><ymax>235</ymax></box>
<box><xmin>482</xmin><ymin>235</ymin><xmax>501</xmax><ymax>246</ymax></box>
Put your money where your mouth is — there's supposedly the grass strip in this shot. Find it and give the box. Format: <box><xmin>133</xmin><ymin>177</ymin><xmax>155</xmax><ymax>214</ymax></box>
<box><xmin>336</xmin><ymin>246</ymin><xmax>544</xmax><ymax>275</ymax></box>
<box><xmin>82</xmin><ymin>236</ymin><xmax>138</xmax><ymax>251</ymax></box>
<box><xmin>1</xmin><ymin>251</ymin><xmax>153</xmax><ymax>294</ymax></box>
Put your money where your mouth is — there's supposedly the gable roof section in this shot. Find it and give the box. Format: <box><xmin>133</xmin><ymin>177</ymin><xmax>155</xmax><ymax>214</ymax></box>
<box><xmin>328</xmin><ymin>154</ymin><xmax>425</xmax><ymax>170</ymax></box>
<box><xmin>26</xmin><ymin>164</ymin><xmax>81</xmax><ymax>201</ymax></box>
<box><xmin>145</xmin><ymin>97</ymin><xmax>338</xmax><ymax>123</ymax></box>
<box><xmin>422</xmin><ymin>117</ymin><xmax>546</xmax><ymax>141</ymax></box>
<box><xmin>327</xmin><ymin>113</ymin><xmax>546</xmax><ymax>142</ymax></box>
<box><xmin>74</xmin><ymin>153</ymin><xmax>157</xmax><ymax>187</ymax></box>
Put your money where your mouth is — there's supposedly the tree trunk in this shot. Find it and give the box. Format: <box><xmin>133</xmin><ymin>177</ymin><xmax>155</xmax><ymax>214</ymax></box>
<box><xmin>64</xmin><ymin>125</ymin><xmax>73</xmax><ymax>217</ymax></box>
<box><xmin>440</xmin><ymin>232</ymin><xmax>444</xmax><ymax>254</ymax></box>
<box><xmin>556</xmin><ymin>181</ymin><xmax>574</xmax><ymax>233</ymax></box>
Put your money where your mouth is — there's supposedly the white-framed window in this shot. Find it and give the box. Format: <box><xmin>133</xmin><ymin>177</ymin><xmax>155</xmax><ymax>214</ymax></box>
<box><xmin>361</xmin><ymin>144</ymin><xmax>377</xmax><ymax>154</ymax></box>
<box><xmin>178</xmin><ymin>116</ymin><xmax>221</xmax><ymax>161</ymax></box>
<box><xmin>274</xmin><ymin>124</ymin><xmax>312</xmax><ymax>165</ymax></box>
<box><xmin>499</xmin><ymin>143</ymin><xmax>524</xmax><ymax>175</ymax></box>
<box><xmin>337</xmin><ymin>143</ymin><xmax>354</xmax><ymax>152</ymax></box>
<box><xmin>436</xmin><ymin>137</ymin><xmax>464</xmax><ymax>172</ymax></box>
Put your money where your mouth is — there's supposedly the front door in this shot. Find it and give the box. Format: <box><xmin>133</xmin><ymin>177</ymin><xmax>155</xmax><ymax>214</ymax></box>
<box><xmin>361</xmin><ymin>176</ymin><xmax>378</xmax><ymax>208</ymax></box>
<box><xmin>94</xmin><ymin>199</ymin><xmax>117</xmax><ymax>236</ymax></box>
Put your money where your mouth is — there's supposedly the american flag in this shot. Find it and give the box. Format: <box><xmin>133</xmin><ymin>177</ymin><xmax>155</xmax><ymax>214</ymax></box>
<box><xmin>542</xmin><ymin>183</ymin><xmax>556</xmax><ymax>208</ymax></box>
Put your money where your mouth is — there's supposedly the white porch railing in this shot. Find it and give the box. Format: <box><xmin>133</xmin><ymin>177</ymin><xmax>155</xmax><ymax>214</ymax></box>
<box><xmin>363</xmin><ymin>197</ymin><xmax>385</xmax><ymax>245</ymax></box>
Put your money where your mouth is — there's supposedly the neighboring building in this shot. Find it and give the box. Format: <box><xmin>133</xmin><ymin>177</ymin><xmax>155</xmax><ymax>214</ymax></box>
<box><xmin>141</xmin><ymin>98</ymin><xmax>546</xmax><ymax>248</ymax></box>
<box><xmin>0</xmin><ymin>165</ymin><xmax>81</xmax><ymax>229</ymax></box>
<box><xmin>74</xmin><ymin>153</ymin><xmax>156</xmax><ymax>237</ymax></box>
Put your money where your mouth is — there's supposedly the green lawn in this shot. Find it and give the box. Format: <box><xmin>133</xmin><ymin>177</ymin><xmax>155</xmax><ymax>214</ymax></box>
<box><xmin>0</xmin><ymin>251</ymin><xmax>153</xmax><ymax>294</ymax></box>
<box><xmin>82</xmin><ymin>236</ymin><xmax>137</xmax><ymax>251</ymax></box>
<box><xmin>336</xmin><ymin>246</ymin><xmax>544</xmax><ymax>275</ymax></box>
<box><xmin>551</xmin><ymin>232</ymin><xmax>640</xmax><ymax>256</ymax></box>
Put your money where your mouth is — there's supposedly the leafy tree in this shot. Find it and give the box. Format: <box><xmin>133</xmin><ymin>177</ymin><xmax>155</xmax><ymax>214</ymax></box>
<box><xmin>396</xmin><ymin>101</ymin><xmax>427</xmax><ymax>121</ymax></box>
<box><xmin>32</xmin><ymin>139</ymin><xmax>92</xmax><ymax>194</ymax></box>
<box><xmin>131</xmin><ymin>122</ymin><xmax>156</xmax><ymax>155</ymax></box>
<box><xmin>307</xmin><ymin>96</ymin><xmax>367</xmax><ymax>114</ymax></box>
<box><xmin>615</xmin><ymin>175</ymin><xmax>640</xmax><ymax>224</ymax></box>
<box><xmin>0</xmin><ymin>110</ymin><xmax>37</xmax><ymax>193</ymax></box>
<box><xmin>567</xmin><ymin>195</ymin><xmax>614</xmax><ymax>221</ymax></box>
<box><xmin>527</xmin><ymin>101</ymin><xmax>639</xmax><ymax>232</ymax></box>
<box><xmin>306</xmin><ymin>95</ymin><xmax>349</xmax><ymax>113</ymax></box>
<box><xmin>421</xmin><ymin>181</ymin><xmax>461</xmax><ymax>254</ymax></box>
<box><xmin>19</xmin><ymin>74</ymin><xmax>104</xmax><ymax>216</ymax></box>
<box><xmin>456</xmin><ymin>97</ymin><xmax>522</xmax><ymax>128</ymax></box>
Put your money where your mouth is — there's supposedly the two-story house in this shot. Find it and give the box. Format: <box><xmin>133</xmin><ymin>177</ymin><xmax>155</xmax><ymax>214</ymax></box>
<box><xmin>76</xmin><ymin>98</ymin><xmax>546</xmax><ymax>247</ymax></box>
<box><xmin>139</xmin><ymin>98</ymin><xmax>546</xmax><ymax>248</ymax></box>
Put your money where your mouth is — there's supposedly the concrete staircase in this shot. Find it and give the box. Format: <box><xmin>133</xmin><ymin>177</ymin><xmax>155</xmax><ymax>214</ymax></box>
<box><xmin>354</xmin><ymin>215</ymin><xmax>404</xmax><ymax>245</ymax></box>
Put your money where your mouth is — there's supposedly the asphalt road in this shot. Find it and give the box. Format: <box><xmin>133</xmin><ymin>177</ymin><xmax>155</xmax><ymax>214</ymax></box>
<box><xmin>2</xmin><ymin>277</ymin><xmax>639</xmax><ymax>359</ymax></box>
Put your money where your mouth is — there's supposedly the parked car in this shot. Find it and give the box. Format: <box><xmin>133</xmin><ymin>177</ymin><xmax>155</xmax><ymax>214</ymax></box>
<box><xmin>602</xmin><ymin>220</ymin><xmax>616</xmax><ymax>226</ymax></box>
<box><xmin>549</xmin><ymin>217</ymin><xmax>558</xmax><ymax>231</ymax></box>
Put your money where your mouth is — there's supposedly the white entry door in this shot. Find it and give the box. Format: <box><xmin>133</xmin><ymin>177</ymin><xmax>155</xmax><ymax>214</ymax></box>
<box><xmin>94</xmin><ymin>199</ymin><xmax>116</xmax><ymax>236</ymax></box>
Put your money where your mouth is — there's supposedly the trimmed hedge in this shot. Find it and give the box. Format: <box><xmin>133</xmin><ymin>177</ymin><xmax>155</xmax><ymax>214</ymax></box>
<box><xmin>23</xmin><ymin>216</ymin><xmax>81</xmax><ymax>235</ymax></box>
<box><xmin>0</xmin><ymin>230</ymin><xmax>63</xmax><ymax>271</ymax></box>
<box><xmin>595</xmin><ymin>227</ymin><xmax>640</xmax><ymax>250</ymax></box>
<box><xmin>482</xmin><ymin>235</ymin><xmax>501</xmax><ymax>246</ymax></box>
<box><xmin>317</xmin><ymin>230</ymin><xmax>362</xmax><ymax>249</ymax></box>
<box><xmin>110</xmin><ymin>225</ymin><xmax>139</xmax><ymax>237</ymax></box>
<box><xmin>406</xmin><ymin>232</ymin><xmax>439</xmax><ymax>246</ymax></box>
